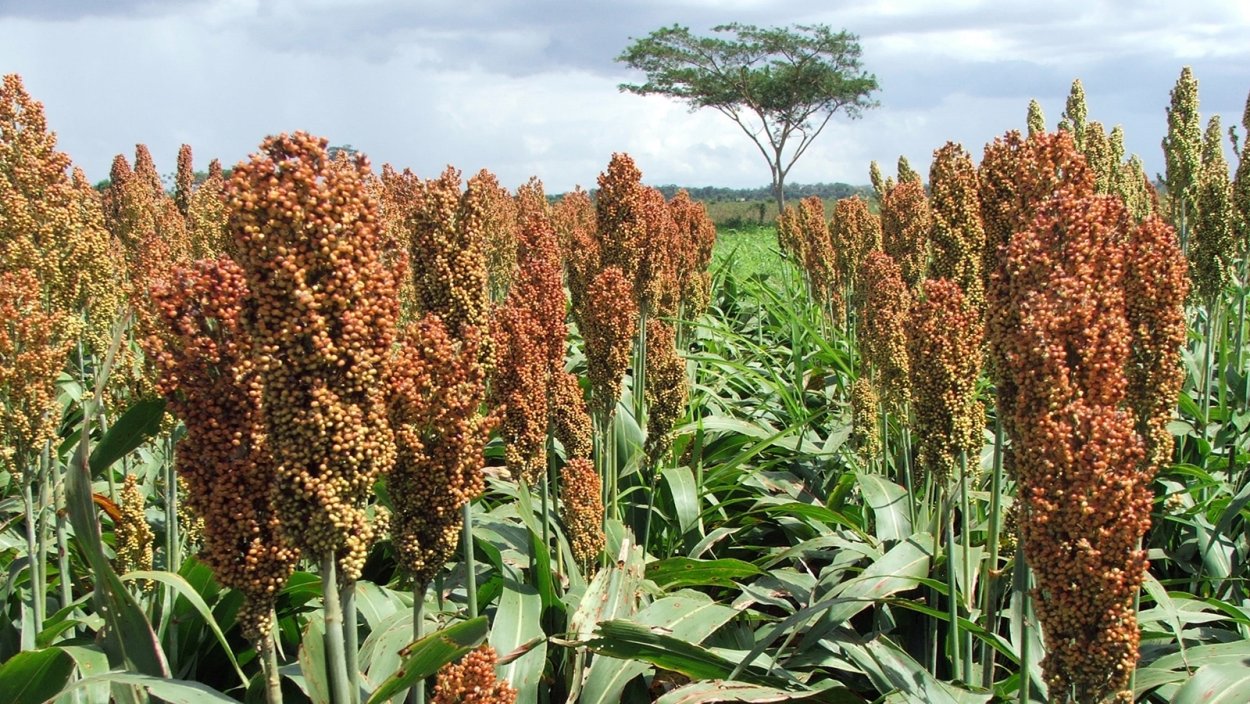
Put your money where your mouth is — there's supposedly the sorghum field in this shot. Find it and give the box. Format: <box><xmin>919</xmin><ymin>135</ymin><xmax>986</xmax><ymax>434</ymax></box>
<box><xmin>3</xmin><ymin>68</ymin><xmax>1250</xmax><ymax>704</ymax></box>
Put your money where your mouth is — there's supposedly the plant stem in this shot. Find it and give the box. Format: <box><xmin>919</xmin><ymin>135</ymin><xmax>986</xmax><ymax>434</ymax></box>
<box><xmin>1015</xmin><ymin>541</ymin><xmax>1032</xmax><ymax>704</ymax></box>
<box><xmin>409</xmin><ymin>583</ymin><xmax>427</xmax><ymax>704</ymax></box>
<box><xmin>958</xmin><ymin>453</ymin><xmax>973</xmax><ymax>684</ymax></box>
<box><xmin>980</xmin><ymin>416</ymin><xmax>1005</xmax><ymax>688</ymax></box>
<box><xmin>21</xmin><ymin>454</ymin><xmax>43</xmax><ymax>648</ymax></box>
<box><xmin>462</xmin><ymin>502</ymin><xmax>478</xmax><ymax>619</ymax></box>
<box><xmin>341</xmin><ymin>580</ymin><xmax>360</xmax><ymax>704</ymax></box>
<box><xmin>321</xmin><ymin>553</ymin><xmax>352</xmax><ymax>704</ymax></box>
<box><xmin>261</xmin><ymin>628</ymin><xmax>284</xmax><ymax>704</ymax></box>
<box><xmin>944</xmin><ymin>484</ymin><xmax>961</xmax><ymax>682</ymax></box>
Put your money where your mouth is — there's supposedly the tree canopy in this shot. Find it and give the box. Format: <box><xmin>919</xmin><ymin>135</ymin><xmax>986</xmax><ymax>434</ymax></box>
<box><xmin>617</xmin><ymin>23</ymin><xmax>879</xmax><ymax>211</ymax></box>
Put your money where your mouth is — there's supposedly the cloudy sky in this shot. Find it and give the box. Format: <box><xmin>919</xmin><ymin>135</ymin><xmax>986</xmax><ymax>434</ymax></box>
<box><xmin>2</xmin><ymin>0</ymin><xmax>1248</xmax><ymax>192</ymax></box>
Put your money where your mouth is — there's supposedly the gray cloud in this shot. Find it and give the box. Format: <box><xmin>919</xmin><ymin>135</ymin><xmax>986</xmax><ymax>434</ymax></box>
<box><xmin>0</xmin><ymin>0</ymin><xmax>1246</xmax><ymax>191</ymax></box>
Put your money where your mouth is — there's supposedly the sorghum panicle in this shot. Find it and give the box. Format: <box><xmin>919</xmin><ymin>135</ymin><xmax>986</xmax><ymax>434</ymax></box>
<box><xmin>638</xmin><ymin>186</ymin><xmax>681</xmax><ymax>316</ymax></box>
<box><xmin>389</xmin><ymin>315</ymin><xmax>492</xmax><ymax>587</ymax></box>
<box><xmin>1027</xmin><ymin>99</ymin><xmax>1046</xmax><ymax>137</ymax></box>
<box><xmin>1002</xmin><ymin>188</ymin><xmax>1149</xmax><ymax>702</ymax></box>
<box><xmin>432</xmin><ymin>645</ymin><xmax>517</xmax><ymax>704</ymax></box>
<box><xmin>928</xmin><ymin>142</ymin><xmax>986</xmax><ymax>310</ymax></box>
<box><xmin>0</xmin><ymin>269</ymin><xmax>73</xmax><ymax>463</ymax></box>
<box><xmin>897</xmin><ymin>155</ymin><xmax>921</xmax><ymax>185</ymax></box>
<box><xmin>490</xmin><ymin>304</ymin><xmax>549</xmax><ymax>485</ymax></box>
<box><xmin>174</xmin><ymin>144</ymin><xmax>193</xmax><ymax>217</ymax></box>
<box><xmin>185</xmin><ymin>166</ymin><xmax>230</xmax><ymax>259</ymax></box>
<box><xmin>402</xmin><ymin>166</ymin><xmax>490</xmax><ymax>337</ymax></box>
<box><xmin>116</xmin><ymin>474</ymin><xmax>154</xmax><ymax>586</ymax></box>
<box><xmin>1192</xmin><ymin>116</ymin><xmax>1233</xmax><ymax>301</ymax></box>
<box><xmin>849</xmin><ymin>375</ymin><xmax>881</xmax><ymax>462</ymax></box>
<box><xmin>1162</xmin><ymin>67</ymin><xmax>1202</xmax><ymax>226</ymax></box>
<box><xmin>1082</xmin><ymin>121</ymin><xmax>1115</xmax><ymax>194</ymax></box>
<box><xmin>561</xmin><ymin>457</ymin><xmax>605</xmax><ymax>568</ymax></box>
<box><xmin>551</xmin><ymin>371</ymin><xmax>593</xmax><ymax>461</ymax></box>
<box><xmin>149</xmin><ymin>257</ymin><xmax>298</xmax><ymax>638</ymax></box>
<box><xmin>667</xmin><ymin>190</ymin><xmax>717</xmax><ymax>318</ymax></box>
<box><xmin>907</xmin><ymin>279</ymin><xmax>984</xmax><ymax>482</ymax></box>
<box><xmin>643</xmin><ymin>319</ymin><xmax>687</xmax><ymax>465</ymax></box>
<box><xmin>511</xmin><ymin>177</ymin><xmax>568</xmax><ymax>374</ymax></box>
<box><xmin>582</xmin><ymin>267</ymin><xmax>637</xmax><ymax>420</ymax></box>
<box><xmin>228</xmin><ymin>131</ymin><xmax>399</xmax><ymax>582</ymax></box>
<box><xmin>595</xmin><ymin>153</ymin><xmax>646</xmax><ymax>290</ymax></box>
<box><xmin>0</xmin><ymin>74</ymin><xmax>123</xmax><ymax>354</ymax></box>
<box><xmin>471</xmin><ymin>169</ymin><xmax>519</xmax><ymax>303</ymax></box>
<box><xmin>830</xmin><ymin>195</ymin><xmax>882</xmax><ymax>296</ymax></box>
<box><xmin>880</xmin><ymin>179</ymin><xmax>931</xmax><ymax>288</ymax></box>
<box><xmin>555</xmin><ymin>188</ymin><xmax>600</xmax><ymax>325</ymax></box>
<box><xmin>1125</xmin><ymin>216</ymin><xmax>1189</xmax><ymax>473</ymax></box>
<box><xmin>868</xmin><ymin>161</ymin><xmax>888</xmax><ymax>202</ymax></box>
<box><xmin>857</xmin><ymin>251</ymin><xmax>911</xmax><ymax>411</ymax></box>
<box><xmin>1059</xmin><ymin>79</ymin><xmax>1088</xmax><ymax>149</ymax></box>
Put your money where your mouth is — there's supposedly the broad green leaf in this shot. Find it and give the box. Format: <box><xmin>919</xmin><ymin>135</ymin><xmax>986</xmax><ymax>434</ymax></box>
<box><xmin>655</xmin><ymin>680</ymin><xmax>844</xmax><ymax>704</ymax></box>
<box><xmin>581</xmin><ymin>593</ymin><xmax>740</xmax><ymax>704</ymax></box>
<box><xmin>579</xmin><ymin>620</ymin><xmax>788</xmax><ymax>687</ymax></box>
<box><xmin>0</xmin><ymin>647</ymin><xmax>76</xmax><ymax>704</ymax></box>
<box><xmin>88</xmin><ymin>398</ymin><xmax>166</xmax><ymax>476</ymax></box>
<box><xmin>856</xmin><ymin>473</ymin><xmax>910</xmax><ymax>542</ymax></box>
<box><xmin>298</xmin><ymin>614</ymin><xmax>330</xmax><ymax>704</ymax></box>
<box><xmin>122</xmin><ymin>570</ymin><xmax>247</xmax><ymax>688</ymax></box>
<box><xmin>647</xmin><ymin>557</ymin><xmax>763</xmax><ymax>590</ymax></box>
<box><xmin>488</xmin><ymin>575</ymin><xmax>546</xmax><ymax>704</ymax></box>
<box><xmin>59</xmin><ymin>673</ymin><xmax>236</xmax><ymax>703</ymax></box>
<box><xmin>66</xmin><ymin>401</ymin><xmax>169</xmax><ymax>679</ymax></box>
<box><xmin>663</xmin><ymin>465</ymin><xmax>701</xmax><ymax>537</ymax></box>
<box><xmin>365</xmin><ymin>617</ymin><xmax>488</xmax><ymax>704</ymax></box>
<box><xmin>1172</xmin><ymin>661</ymin><xmax>1250</xmax><ymax>704</ymax></box>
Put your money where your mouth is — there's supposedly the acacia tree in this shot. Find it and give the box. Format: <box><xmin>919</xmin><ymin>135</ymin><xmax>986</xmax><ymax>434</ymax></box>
<box><xmin>617</xmin><ymin>23</ymin><xmax>879</xmax><ymax>212</ymax></box>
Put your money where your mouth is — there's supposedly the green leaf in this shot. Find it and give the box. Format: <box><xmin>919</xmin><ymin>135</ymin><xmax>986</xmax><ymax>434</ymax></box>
<box><xmin>647</xmin><ymin>557</ymin><xmax>763</xmax><ymax>589</ymax></box>
<box><xmin>655</xmin><ymin>680</ymin><xmax>843</xmax><ymax>704</ymax></box>
<box><xmin>365</xmin><ymin>617</ymin><xmax>488</xmax><ymax>704</ymax></box>
<box><xmin>1172</xmin><ymin>661</ymin><xmax>1250</xmax><ymax>703</ymax></box>
<box><xmin>856</xmin><ymin>473</ymin><xmax>910</xmax><ymax>542</ymax></box>
<box><xmin>488</xmin><ymin>575</ymin><xmax>546</xmax><ymax>704</ymax></box>
<box><xmin>59</xmin><ymin>673</ymin><xmax>236</xmax><ymax>703</ymax></box>
<box><xmin>663</xmin><ymin>466</ymin><xmax>701</xmax><ymax>537</ymax></box>
<box><xmin>65</xmin><ymin>402</ymin><xmax>169</xmax><ymax>679</ymax></box>
<box><xmin>298</xmin><ymin>614</ymin><xmax>330</xmax><ymax>704</ymax></box>
<box><xmin>122</xmin><ymin>570</ymin><xmax>248</xmax><ymax>688</ymax></box>
<box><xmin>579</xmin><ymin>620</ymin><xmax>787</xmax><ymax>687</ymax></box>
<box><xmin>581</xmin><ymin>593</ymin><xmax>740</xmax><ymax>704</ymax></box>
<box><xmin>88</xmin><ymin>398</ymin><xmax>166</xmax><ymax>476</ymax></box>
<box><xmin>0</xmin><ymin>647</ymin><xmax>76</xmax><ymax>704</ymax></box>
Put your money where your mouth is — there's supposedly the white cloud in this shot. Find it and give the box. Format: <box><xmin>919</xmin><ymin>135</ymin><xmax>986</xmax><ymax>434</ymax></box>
<box><xmin>1</xmin><ymin>0</ymin><xmax>1246</xmax><ymax>191</ymax></box>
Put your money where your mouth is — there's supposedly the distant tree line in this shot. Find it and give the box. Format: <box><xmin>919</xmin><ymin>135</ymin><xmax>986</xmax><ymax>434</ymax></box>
<box><xmin>651</xmin><ymin>182</ymin><xmax>869</xmax><ymax>203</ymax></box>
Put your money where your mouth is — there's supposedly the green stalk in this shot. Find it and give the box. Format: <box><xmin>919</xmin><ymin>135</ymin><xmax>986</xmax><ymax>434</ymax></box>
<box><xmin>321</xmin><ymin>554</ymin><xmax>352</xmax><ymax>704</ymax></box>
<box><xmin>1200</xmin><ymin>298</ymin><xmax>1217</xmax><ymax>427</ymax></box>
<box><xmin>944</xmin><ymin>484</ymin><xmax>961</xmax><ymax>682</ymax></box>
<box><xmin>341</xmin><ymin>581</ymin><xmax>360</xmax><ymax>704</ymax></box>
<box><xmin>980</xmin><ymin>417</ymin><xmax>1005</xmax><ymax>688</ymax></box>
<box><xmin>1015</xmin><ymin>541</ymin><xmax>1032</xmax><ymax>704</ymax></box>
<box><xmin>36</xmin><ymin>447</ymin><xmax>52</xmax><ymax>636</ymax></box>
<box><xmin>462</xmin><ymin>502</ymin><xmax>478</xmax><ymax>619</ymax></box>
<box><xmin>261</xmin><ymin>625</ymin><xmax>284</xmax><ymax>704</ymax></box>
<box><xmin>925</xmin><ymin>471</ymin><xmax>939</xmax><ymax>676</ymax></box>
<box><xmin>21</xmin><ymin>453</ymin><xmax>43</xmax><ymax>649</ymax></box>
<box><xmin>958</xmin><ymin>453</ymin><xmax>973</xmax><ymax>684</ymax></box>
<box><xmin>635</xmin><ymin>306</ymin><xmax>649</xmax><ymax>443</ymax></box>
<box><xmin>164</xmin><ymin>436</ymin><xmax>180</xmax><ymax>660</ymax></box>
<box><xmin>409</xmin><ymin>583</ymin><xmax>427</xmax><ymax>704</ymax></box>
<box><xmin>55</xmin><ymin>451</ymin><xmax>73</xmax><ymax>628</ymax></box>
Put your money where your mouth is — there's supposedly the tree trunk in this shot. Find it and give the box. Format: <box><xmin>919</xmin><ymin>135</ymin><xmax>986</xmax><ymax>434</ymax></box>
<box><xmin>773</xmin><ymin>176</ymin><xmax>785</xmax><ymax>218</ymax></box>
